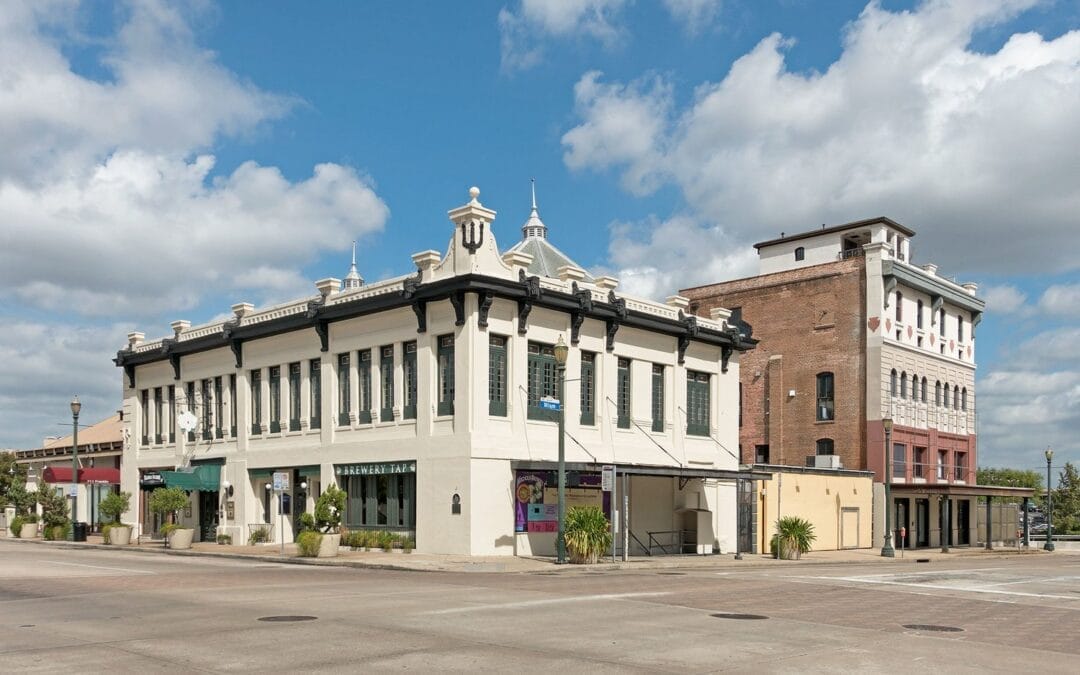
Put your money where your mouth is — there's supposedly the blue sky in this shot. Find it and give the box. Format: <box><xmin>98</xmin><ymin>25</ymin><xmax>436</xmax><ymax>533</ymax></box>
<box><xmin>1</xmin><ymin>0</ymin><xmax>1078</xmax><ymax>479</ymax></box>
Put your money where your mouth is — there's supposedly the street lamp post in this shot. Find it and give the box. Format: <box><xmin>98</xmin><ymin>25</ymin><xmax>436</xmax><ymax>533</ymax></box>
<box><xmin>554</xmin><ymin>335</ymin><xmax>569</xmax><ymax>564</ymax></box>
<box><xmin>1044</xmin><ymin>447</ymin><xmax>1055</xmax><ymax>552</ymax></box>
<box><xmin>881</xmin><ymin>418</ymin><xmax>895</xmax><ymax>558</ymax></box>
<box><xmin>69</xmin><ymin>396</ymin><xmax>81</xmax><ymax>541</ymax></box>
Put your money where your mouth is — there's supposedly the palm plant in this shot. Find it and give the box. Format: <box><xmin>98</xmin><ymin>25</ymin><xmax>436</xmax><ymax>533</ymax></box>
<box><xmin>771</xmin><ymin>516</ymin><xmax>816</xmax><ymax>559</ymax></box>
<box><xmin>564</xmin><ymin>506</ymin><xmax>612</xmax><ymax>564</ymax></box>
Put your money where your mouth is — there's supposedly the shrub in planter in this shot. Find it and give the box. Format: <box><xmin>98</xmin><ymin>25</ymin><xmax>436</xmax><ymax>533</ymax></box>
<box><xmin>149</xmin><ymin>487</ymin><xmax>191</xmax><ymax>549</ymax></box>
<box><xmin>44</xmin><ymin>522</ymin><xmax>71</xmax><ymax>541</ymax></box>
<box><xmin>298</xmin><ymin>512</ymin><xmax>317</xmax><ymax>532</ymax></box>
<box><xmin>10</xmin><ymin>514</ymin><xmax>25</xmax><ymax>537</ymax></box>
<box><xmin>771</xmin><ymin>516</ymin><xmax>816</xmax><ymax>560</ymax></box>
<box><xmin>98</xmin><ymin>491</ymin><xmax>132</xmax><ymax>525</ymax></box>
<box><xmin>314</xmin><ymin>484</ymin><xmax>346</xmax><ymax>533</ymax></box>
<box><xmin>297</xmin><ymin>530</ymin><xmax>322</xmax><ymax>557</ymax></box>
<box><xmin>565</xmin><ymin>506</ymin><xmax>612</xmax><ymax>564</ymax></box>
<box><xmin>15</xmin><ymin>513</ymin><xmax>39</xmax><ymax>538</ymax></box>
<box><xmin>216</xmin><ymin>533</ymin><xmax>232</xmax><ymax>545</ymax></box>
<box><xmin>402</xmin><ymin>537</ymin><xmax>415</xmax><ymax>554</ymax></box>
<box><xmin>160</xmin><ymin>523</ymin><xmax>194</xmax><ymax>550</ymax></box>
<box><xmin>101</xmin><ymin>522</ymin><xmax>113</xmax><ymax>544</ymax></box>
<box><xmin>36</xmin><ymin>486</ymin><xmax>70</xmax><ymax>535</ymax></box>
<box><xmin>248</xmin><ymin>526</ymin><xmax>271</xmax><ymax>545</ymax></box>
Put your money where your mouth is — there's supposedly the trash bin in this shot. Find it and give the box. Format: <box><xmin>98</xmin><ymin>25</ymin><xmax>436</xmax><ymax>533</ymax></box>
<box><xmin>72</xmin><ymin>521</ymin><xmax>88</xmax><ymax>542</ymax></box>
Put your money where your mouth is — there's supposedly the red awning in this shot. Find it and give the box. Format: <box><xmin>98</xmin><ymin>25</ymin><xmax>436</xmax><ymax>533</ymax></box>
<box><xmin>42</xmin><ymin>466</ymin><xmax>120</xmax><ymax>485</ymax></box>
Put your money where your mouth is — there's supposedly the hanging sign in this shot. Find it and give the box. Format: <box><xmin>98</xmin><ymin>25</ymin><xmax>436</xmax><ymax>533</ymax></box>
<box><xmin>601</xmin><ymin>465</ymin><xmax>615</xmax><ymax>492</ymax></box>
<box><xmin>272</xmin><ymin>471</ymin><xmax>289</xmax><ymax>491</ymax></box>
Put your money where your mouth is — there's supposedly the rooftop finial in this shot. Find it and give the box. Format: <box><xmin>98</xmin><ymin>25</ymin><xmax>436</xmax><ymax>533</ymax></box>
<box><xmin>351</xmin><ymin>240</ymin><xmax>356</xmax><ymax>266</ymax></box>
<box><xmin>531</xmin><ymin>178</ymin><xmax>537</xmax><ymax>211</ymax></box>
<box><xmin>521</xmin><ymin>179</ymin><xmax>547</xmax><ymax>240</ymax></box>
<box><xmin>342</xmin><ymin>240</ymin><xmax>363</xmax><ymax>290</ymax></box>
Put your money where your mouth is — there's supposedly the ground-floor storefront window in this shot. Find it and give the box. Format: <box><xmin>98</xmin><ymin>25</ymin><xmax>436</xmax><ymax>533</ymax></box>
<box><xmin>336</xmin><ymin>461</ymin><xmax>416</xmax><ymax>533</ymax></box>
<box><xmin>514</xmin><ymin>470</ymin><xmax>609</xmax><ymax>533</ymax></box>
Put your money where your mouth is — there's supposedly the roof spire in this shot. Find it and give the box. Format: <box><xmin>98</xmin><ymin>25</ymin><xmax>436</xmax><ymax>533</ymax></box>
<box><xmin>521</xmin><ymin>178</ymin><xmax>547</xmax><ymax>240</ymax></box>
<box><xmin>342</xmin><ymin>239</ymin><xmax>363</xmax><ymax>290</ymax></box>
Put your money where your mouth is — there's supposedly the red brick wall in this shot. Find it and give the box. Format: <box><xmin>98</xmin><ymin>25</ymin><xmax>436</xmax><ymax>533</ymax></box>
<box><xmin>684</xmin><ymin>259</ymin><xmax>868</xmax><ymax>470</ymax></box>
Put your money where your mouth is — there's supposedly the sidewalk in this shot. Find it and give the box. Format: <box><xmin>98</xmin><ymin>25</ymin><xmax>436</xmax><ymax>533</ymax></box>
<box><xmin>1</xmin><ymin>533</ymin><xmax>1052</xmax><ymax>573</ymax></box>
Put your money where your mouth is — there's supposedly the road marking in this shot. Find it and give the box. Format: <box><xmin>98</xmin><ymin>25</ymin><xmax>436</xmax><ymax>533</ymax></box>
<box><xmin>424</xmin><ymin>592</ymin><xmax>671</xmax><ymax>615</ymax></box>
<box><xmin>43</xmin><ymin>560</ymin><xmax>155</xmax><ymax>575</ymax></box>
<box><xmin>797</xmin><ymin>575</ymin><xmax>1080</xmax><ymax>601</ymax></box>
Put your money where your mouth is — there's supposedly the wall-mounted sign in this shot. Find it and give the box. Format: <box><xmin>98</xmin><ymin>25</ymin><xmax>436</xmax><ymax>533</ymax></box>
<box><xmin>335</xmin><ymin>461</ymin><xmax>416</xmax><ymax>476</ymax></box>
<box><xmin>140</xmin><ymin>471</ymin><xmax>165</xmax><ymax>488</ymax></box>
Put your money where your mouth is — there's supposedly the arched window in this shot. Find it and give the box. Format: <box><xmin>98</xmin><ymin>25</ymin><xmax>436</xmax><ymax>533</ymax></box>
<box><xmin>912</xmin><ymin>374</ymin><xmax>919</xmax><ymax>400</ymax></box>
<box><xmin>794</xmin><ymin>246</ymin><xmax>805</xmax><ymax>261</ymax></box>
<box><xmin>900</xmin><ymin>371</ymin><xmax>908</xmax><ymax>399</ymax></box>
<box><xmin>961</xmin><ymin>387</ymin><xmax>968</xmax><ymax>411</ymax></box>
<box><xmin>953</xmin><ymin>385</ymin><xmax>960</xmax><ymax>410</ymax></box>
<box><xmin>890</xmin><ymin>369</ymin><xmax>898</xmax><ymax>398</ymax></box>
<box><xmin>943</xmin><ymin>383</ymin><xmax>950</xmax><ymax>408</ymax></box>
<box><xmin>917</xmin><ymin>299</ymin><xmax>924</xmax><ymax>329</ymax></box>
<box><xmin>816</xmin><ymin>438</ymin><xmax>834</xmax><ymax>456</ymax></box>
<box><xmin>921</xmin><ymin>377</ymin><xmax>928</xmax><ymax>403</ymax></box>
<box><xmin>935</xmin><ymin>381</ymin><xmax>942</xmax><ymax>406</ymax></box>
<box><xmin>816</xmin><ymin>372</ymin><xmax>834</xmax><ymax>421</ymax></box>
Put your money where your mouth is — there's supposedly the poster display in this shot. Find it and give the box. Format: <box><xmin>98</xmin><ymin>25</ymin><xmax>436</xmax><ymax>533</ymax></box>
<box><xmin>514</xmin><ymin>470</ymin><xmax>609</xmax><ymax>533</ymax></box>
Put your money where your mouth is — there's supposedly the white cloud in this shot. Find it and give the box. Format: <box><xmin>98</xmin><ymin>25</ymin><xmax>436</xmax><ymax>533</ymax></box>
<box><xmin>562</xmin><ymin>0</ymin><xmax>1080</xmax><ymax>276</ymax></box>
<box><xmin>662</xmin><ymin>0</ymin><xmax>721</xmax><ymax>35</ymax></box>
<box><xmin>982</xmin><ymin>284</ymin><xmax>1028</xmax><ymax>314</ymax></box>
<box><xmin>1038</xmin><ymin>283</ymin><xmax>1080</xmax><ymax>317</ymax></box>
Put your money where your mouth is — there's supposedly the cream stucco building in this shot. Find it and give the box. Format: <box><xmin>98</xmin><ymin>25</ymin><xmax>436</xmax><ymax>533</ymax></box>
<box><xmin>115</xmin><ymin>187</ymin><xmax>763</xmax><ymax>556</ymax></box>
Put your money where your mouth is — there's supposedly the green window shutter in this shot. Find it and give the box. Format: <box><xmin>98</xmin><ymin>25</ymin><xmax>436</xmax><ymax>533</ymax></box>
<box><xmin>202</xmin><ymin>379</ymin><xmax>213</xmax><ymax>440</ymax></box>
<box><xmin>686</xmin><ymin>371</ymin><xmax>710</xmax><ymax>436</ymax></box>
<box><xmin>168</xmin><ymin>384</ymin><xmax>176</xmax><ymax>443</ymax></box>
<box><xmin>380</xmin><ymin>345</ymin><xmax>395</xmax><ymax>421</ymax></box>
<box><xmin>288</xmin><ymin>362</ymin><xmax>301</xmax><ymax>431</ymax></box>
<box><xmin>403</xmin><ymin>341</ymin><xmax>418</xmax><ymax>420</ymax></box>
<box><xmin>580</xmin><ymin>352</ymin><xmax>595</xmax><ymax>425</ymax></box>
<box><xmin>337</xmin><ymin>353</ymin><xmax>351</xmax><ymax>426</ymax></box>
<box><xmin>527</xmin><ymin>342</ymin><xmax>558</xmax><ymax>422</ymax></box>
<box><xmin>249</xmin><ymin>372</ymin><xmax>261</xmax><ymax>436</ymax></box>
<box><xmin>651</xmin><ymin>364</ymin><xmax>664</xmax><ymax>432</ymax></box>
<box><xmin>488</xmin><ymin>335</ymin><xmax>507</xmax><ymax>417</ymax></box>
<box><xmin>617</xmin><ymin>358</ymin><xmax>631</xmax><ymax>429</ymax></box>
<box><xmin>140</xmin><ymin>389</ymin><xmax>149</xmax><ymax>446</ymax></box>
<box><xmin>309</xmin><ymin>359</ymin><xmax>321</xmax><ymax>430</ymax></box>
<box><xmin>357</xmin><ymin>350</ymin><xmax>372</xmax><ymax>423</ymax></box>
<box><xmin>269</xmin><ymin>367</ymin><xmax>281</xmax><ymax>433</ymax></box>
<box><xmin>438</xmin><ymin>335</ymin><xmax>455</xmax><ymax>416</ymax></box>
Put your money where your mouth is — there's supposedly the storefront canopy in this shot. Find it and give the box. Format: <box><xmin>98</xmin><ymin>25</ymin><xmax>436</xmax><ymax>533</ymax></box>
<box><xmin>42</xmin><ymin>466</ymin><xmax>120</xmax><ymax>485</ymax></box>
<box><xmin>161</xmin><ymin>464</ymin><xmax>221</xmax><ymax>492</ymax></box>
<box><xmin>248</xmin><ymin>465</ymin><xmax>320</xmax><ymax>479</ymax></box>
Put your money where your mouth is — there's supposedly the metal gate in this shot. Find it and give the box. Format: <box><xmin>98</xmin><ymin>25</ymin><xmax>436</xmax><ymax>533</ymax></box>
<box><xmin>737</xmin><ymin>480</ymin><xmax>756</xmax><ymax>554</ymax></box>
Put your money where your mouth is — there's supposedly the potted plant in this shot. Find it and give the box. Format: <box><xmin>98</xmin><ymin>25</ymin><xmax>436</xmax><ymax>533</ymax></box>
<box><xmin>296</xmin><ymin>484</ymin><xmax>345</xmax><ymax>558</ymax></box>
<box><xmin>9</xmin><ymin>482</ymin><xmax>38</xmax><ymax>538</ymax></box>
<box><xmin>98</xmin><ymin>491</ymin><xmax>133</xmax><ymax>545</ymax></box>
<box><xmin>148</xmin><ymin>487</ymin><xmax>193</xmax><ymax>550</ymax></box>
<box><xmin>564</xmin><ymin>506</ymin><xmax>613</xmax><ymax>564</ymax></box>
<box><xmin>13</xmin><ymin>513</ymin><xmax>39</xmax><ymax>539</ymax></box>
<box><xmin>771</xmin><ymin>516</ymin><xmax>816</xmax><ymax>560</ymax></box>
<box><xmin>36</xmin><ymin>486</ymin><xmax>70</xmax><ymax>541</ymax></box>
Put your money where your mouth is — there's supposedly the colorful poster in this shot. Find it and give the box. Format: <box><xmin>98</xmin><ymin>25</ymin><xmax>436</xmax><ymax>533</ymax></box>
<box><xmin>515</xmin><ymin>469</ymin><xmax>609</xmax><ymax>534</ymax></box>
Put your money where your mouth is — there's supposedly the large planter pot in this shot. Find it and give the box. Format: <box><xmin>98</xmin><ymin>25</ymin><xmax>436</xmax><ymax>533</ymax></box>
<box><xmin>20</xmin><ymin>522</ymin><xmax>38</xmax><ymax>539</ymax></box>
<box><xmin>110</xmin><ymin>525</ymin><xmax>132</xmax><ymax>546</ymax></box>
<box><xmin>317</xmin><ymin>533</ymin><xmax>341</xmax><ymax>558</ymax></box>
<box><xmin>569</xmin><ymin>549</ymin><xmax>600</xmax><ymax>565</ymax></box>
<box><xmin>168</xmin><ymin>528</ymin><xmax>194</xmax><ymax>550</ymax></box>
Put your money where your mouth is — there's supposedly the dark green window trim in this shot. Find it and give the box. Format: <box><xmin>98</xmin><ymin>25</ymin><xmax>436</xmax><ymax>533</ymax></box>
<box><xmin>437</xmin><ymin>335</ymin><xmax>455</xmax><ymax>416</ymax></box>
<box><xmin>337</xmin><ymin>352</ymin><xmax>350</xmax><ymax>426</ymax></box>
<box><xmin>309</xmin><ymin>359</ymin><xmax>321</xmax><ymax>430</ymax></box>
<box><xmin>140</xmin><ymin>389</ymin><xmax>149</xmax><ymax>446</ymax></box>
<box><xmin>249</xmin><ymin>370</ymin><xmax>261</xmax><ymax>436</ymax></box>
<box><xmin>358</xmin><ymin>350</ymin><xmax>372</xmax><ymax>424</ymax></box>
<box><xmin>651</xmin><ymin>364</ymin><xmax>664</xmax><ymax>433</ymax></box>
<box><xmin>214</xmin><ymin>376</ymin><xmax>224</xmax><ymax>439</ymax></box>
<box><xmin>489</xmin><ymin>335</ymin><xmax>507</xmax><ymax>417</ymax></box>
<box><xmin>288</xmin><ymin>362</ymin><xmax>301</xmax><ymax>431</ymax></box>
<box><xmin>228</xmin><ymin>375</ymin><xmax>236</xmax><ymax>438</ymax></box>
<box><xmin>201</xmin><ymin>379</ymin><xmax>213</xmax><ymax>440</ymax></box>
<box><xmin>617</xmin><ymin>358</ymin><xmax>631</xmax><ymax>429</ymax></box>
<box><xmin>580</xmin><ymin>351</ymin><xmax>595</xmax><ymax>426</ymax></box>
<box><xmin>527</xmin><ymin>342</ymin><xmax>558</xmax><ymax>422</ymax></box>
<box><xmin>167</xmin><ymin>384</ymin><xmax>176</xmax><ymax>443</ymax></box>
<box><xmin>686</xmin><ymin>371</ymin><xmax>710</xmax><ymax>436</ymax></box>
<box><xmin>403</xmin><ymin>341</ymin><xmax>417</xmax><ymax>420</ymax></box>
<box><xmin>380</xmin><ymin>345</ymin><xmax>395</xmax><ymax>422</ymax></box>
<box><xmin>269</xmin><ymin>366</ymin><xmax>281</xmax><ymax>434</ymax></box>
<box><xmin>153</xmin><ymin>386</ymin><xmax>163</xmax><ymax>444</ymax></box>
<box><xmin>186</xmin><ymin>381</ymin><xmax>196</xmax><ymax>441</ymax></box>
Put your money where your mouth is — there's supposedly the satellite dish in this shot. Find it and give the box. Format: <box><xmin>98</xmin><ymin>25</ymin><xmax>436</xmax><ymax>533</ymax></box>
<box><xmin>177</xmin><ymin>411</ymin><xmax>197</xmax><ymax>433</ymax></box>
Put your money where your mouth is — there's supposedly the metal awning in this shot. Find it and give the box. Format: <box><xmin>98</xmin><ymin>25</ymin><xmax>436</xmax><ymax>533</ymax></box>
<box><xmin>161</xmin><ymin>464</ymin><xmax>221</xmax><ymax>492</ymax></box>
<box><xmin>511</xmin><ymin>461</ymin><xmax>772</xmax><ymax>482</ymax></box>
<box><xmin>892</xmin><ymin>483</ymin><xmax>1035</xmax><ymax>498</ymax></box>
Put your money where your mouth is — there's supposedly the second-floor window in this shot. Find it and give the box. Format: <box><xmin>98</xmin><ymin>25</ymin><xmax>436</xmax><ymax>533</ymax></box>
<box><xmin>527</xmin><ymin>342</ymin><xmax>557</xmax><ymax>422</ymax></box>
<box><xmin>140</xmin><ymin>389</ymin><xmax>149</xmax><ymax>446</ymax></box>
<box><xmin>954</xmin><ymin>451</ymin><xmax>966</xmax><ymax>481</ymax></box>
<box><xmin>214</xmin><ymin>376</ymin><xmax>224</xmax><ymax>438</ymax></box>
<box><xmin>917</xmin><ymin>299</ymin><xmax>924</xmax><ymax>329</ymax></box>
<box><xmin>794</xmin><ymin>246</ymin><xmax>804</xmax><ymax>261</ymax></box>
<box><xmin>358</xmin><ymin>350</ymin><xmax>372</xmax><ymax>423</ymax></box>
<box><xmin>288</xmin><ymin>362</ymin><xmax>301</xmax><ymax>431</ymax></box>
<box><xmin>269</xmin><ymin>366</ymin><xmax>281</xmax><ymax>433</ymax></box>
<box><xmin>403</xmin><ymin>341</ymin><xmax>418</xmax><ymax>420</ymax></box>
<box><xmin>895</xmin><ymin>291</ymin><xmax>902</xmax><ymax>322</ymax></box>
<box><xmin>489</xmin><ymin>336</ymin><xmax>507</xmax><ymax>417</ymax></box>
<box><xmin>380</xmin><ymin>345</ymin><xmax>395</xmax><ymax>422</ymax></box>
<box><xmin>816</xmin><ymin>372</ymin><xmax>834</xmax><ymax>421</ymax></box>
<box><xmin>250</xmin><ymin>372</ymin><xmax>262</xmax><ymax>435</ymax></box>
<box><xmin>617</xmin><ymin>358</ymin><xmax>631</xmax><ymax>429</ymax></box>
<box><xmin>186</xmin><ymin>381</ymin><xmax>196</xmax><ymax>441</ymax></box>
<box><xmin>309</xmin><ymin>359</ymin><xmax>321</xmax><ymax>430</ymax></box>
<box><xmin>167</xmin><ymin>384</ymin><xmax>175</xmax><ymax>443</ymax></box>
<box><xmin>687</xmin><ymin>371</ymin><xmax>711</xmax><ymax>436</ymax></box>
<box><xmin>914</xmin><ymin>446</ymin><xmax>927</xmax><ymax>478</ymax></box>
<box><xmin>153</xmin><ymin>387</ymin><xmax>163</xmax><ymax>444</ymax></box>
<box><xmin>337</xmin><ymin>353</ymin><xmax>350</xmax><ymax>426</ymax></box>
<box><xmin>816</xmin><ymin>438</ymin><xmax>834</xmax><ymax>456</ymax></box>
<box><xmin>201</xmin><ymin>379</ymin><xmax>213</xmax><ymax>440</ymax></box>
<box><xmin>892</xmin><ymin>442</ymin><xmax>906</xmax><ymax>477</ymax></box>
<box><xmin>580</xmin><ymin>351</ymin><xmax>595</xmax><ymax>425</ymax></box>
<box><xmin>438</xmin><ymin>335</ymin><xmax>455</xmax><ymax>416</ymax></box>
<box><xmin>651</xmin><ymin>364</ymin><xmax>665</xmax><ymax>432</ymax></box>
<box><xmin>937</xmin><ymin>449</ymin><xmax>947</xmax><ymax>480</ymax></box>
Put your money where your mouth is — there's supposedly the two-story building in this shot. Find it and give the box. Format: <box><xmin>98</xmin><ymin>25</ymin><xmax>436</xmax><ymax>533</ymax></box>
<box><xmin>115</xmin><ymin>187</ymin><xmax>764</xmax><ymax>556</ymax></box>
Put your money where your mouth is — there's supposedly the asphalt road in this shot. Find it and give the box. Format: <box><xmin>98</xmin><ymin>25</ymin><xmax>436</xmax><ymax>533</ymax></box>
<box><xmin>2</xmin><ymin>540</ymin><xmax>1078</xmax><ymax>673</ymax></box>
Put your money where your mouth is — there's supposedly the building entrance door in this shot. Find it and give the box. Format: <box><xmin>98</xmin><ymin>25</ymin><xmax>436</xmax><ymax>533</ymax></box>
<box><xmin>198</xmin><ymin>490</ymin><xmax>218</xmax><ymax>543</ymax></box>
<box><xmin>737</xmin><ymin>480</ymin><xmax>755</xmax><ymax>554</ymax></box>
<box><xmin>895</xmin><ymin>498</ymin><xmax>911</xmax><ymax>549</ymax></box>
<box><xmin>940</xmin><ymin>498</ymin><xmax>953</xmax><ymax>547</ymax></box>
<box><xmin>956</xmin><ymin>499</ymin><xmax>970</xmax><ymax>546</ymax></box>
<box><xmin>916</xmin><ymin>499</ymin><xmax>930</xmax><ymax>547</ymax></box>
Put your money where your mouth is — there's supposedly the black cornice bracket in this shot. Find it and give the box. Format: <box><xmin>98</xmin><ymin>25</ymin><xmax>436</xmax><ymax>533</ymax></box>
<box><xmin>677</xmin><ymin>336</ymin><xmax>690</xmax><ymax>365</ymax></box>
<box><xmin>450</xmin><ymin>290</ymin><xmax>466</xmax><ymax>326</ymax></box>
<box><xmin>608</xmin><ymin>290</ymin><xmax>627</xmax><ymax>320</ymax></box>
<box><xmin>571</xmin><ymin>312</ymin><xmax>585</xmax><ymax>345</ymax></box>
<box><xmin>477</xmin><ymin>291</ymin><xmax>494</xmax><ymax>328</ymax></box>
<box><xmin>124</xmin><ymin>363</ymin><xmax>136</xmax><ymax>389</ymax></box>
<box><xmin>605</xmin><ymin>318</ymin><xmax>619</xmax><ymax>352</ymax></box>
<box><xmin>230</xmin><ymin>338</ymin><xmax>244</xmax><ymax>367</ymax></box>
<box><xmin>412</xmin><ymin>300</ymin><xmax>427</xmax><ymax>333</ymax></box>
<box><xmin>314</xmin><ymin>320</ymin><xmax>329</xmax><ymax>353</ymax></box>
<box><xmin>721</xmin><ymin>345</ymin><xmax>733</xmax><ymax>373</ymax></box>
<box><xmin>517</xmin><ymin>299</ymin><xmax>533</xmax><ymax>336</ymax></box>
<box><xmin>169</xmin><ymin>353</ymin><xmax>181</xmax><ymax>381</ymax></box>
<box><xmin>401</xmin><ymin>268</ymin><xmax>423</xmax><ymax>299</ymax></box>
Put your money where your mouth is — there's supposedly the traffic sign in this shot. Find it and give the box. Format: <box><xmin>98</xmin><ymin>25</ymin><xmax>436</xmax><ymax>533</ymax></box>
<box><xmin>539</xmin><ymin>396</ymin><xmax>561</xmax><ymax>411</ymax></box>
<box><xmin>601</xmin><ymin>465</ymin><xmax>614</xmax><ymax>492</ymax></box>
<box><xmin>272</xmin><ymin>471</ymin><xmax>289</xmax><ymax>491</ymax></box>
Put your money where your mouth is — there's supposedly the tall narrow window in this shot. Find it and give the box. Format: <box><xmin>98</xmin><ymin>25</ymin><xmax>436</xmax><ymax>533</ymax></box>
<box><xmin>488</xmin><ymin>336</ymin><xmax>507</xmax><ymax>417</ymax></box>
<box><xmin>580</xmin><ymin>351</ymin><xmax>595</xmax><ymax>425</ymax></box>
<box><xmin>269</xmin><ymin>366</ymin><xmax>281</xmax><ymax>433</ymax></box>
<box><xmin>201</xmin><ymin>379</ymin><xmax>213</xmax><ymax>440</ymax></box>
<box><xmin>921</xmin><ymin>377</ymin><xmax>927</xmax><ymax>403</ymax></box>
<box><xmin>309</xmin><ymin>359</ymin><xmax>321</xmax><ymax>430</ymax></box>
<box><xmin>917</xmin><ymin>299</ymin><xmax>924</xmax><ymax>329</ymax></box>
<box><xmin>140</xmin><ymin>389</ymin><xmax>149</xmax><ymax>446</ymax></box>
<box><xmin>935</xmin><ymin>380</ymin><xmax>942</xmax><ymax>406</ymax></box>
<box><xmin>358</xmin><ymin>350</ymin><xmax>372</xmax><ymax>423</ymax></box>
<box><xmin>911</xmin><ymin>373</ymin><xmax>918</xmax><ymax>402</ymax></box>
<box><xmin>816</xmin><ymin>372</ymin><xmax>834</xmax><ymax>421</ymax></box>
<box><xmin>288</xmin><ymin>362</ymin><xmax>301</xmax><ymax>431</ymax></box>
<box><xmin>893</xmin><ymin>443</ymin><xmax>907</xmax><ymax>478</ymax></box>
<box><xmin>890</xmin><ymin>369</ymin><xmax>898</xmax><ymax>397</ymax></box>
<box><xmin>437</xmin><ymin>335</ymin><xmax>455</xmax><ymax>416</ymax></box>
<box><xmin>380</xmin><ymin>345</ymin><xmax>395</xmax><ymax>422</ymax></box>
<box><xmin>816</xmin><ymin>438</ymin><xmax>834</xmax><ymax>456</ymax></box>
<box><xmin>214</xmin><ymin>376</ymin><xmax>224</xmax><ymax>438</ymax></box>
<box><xmin>943</xmin><ymin>383</ymin><xmax>950</xmax><ymax>408</ymax></box>
<box><xmin>250</xmin><ymin>370</ymin><xmax>262</xmax><ymax>435</ymax></box>
<box><xmin>794</xmin><ymin>246</ymin><xmax>805</xmax><ymax>261</ymax></box>
<box><xmin>961</xmin><ymin>387</ymin><xmax>967</xmax><ymax>412</ymax></box>
<box><xmin>527</xmin><ymin>342</ymin><xmax>557</xmax><ymax>421</ymax></box>
<box><xmin>953</xmin><ymin>385</ymin><xmax>960</xmax><ymax>410</ymax></box>
<box><xmin>939</xmin><ymin>308</ymin><xmax>946</xmax><ymax>335</ymax></box>
<box><xmin>895</xmin><ymin>291</ymin><xmax>903</xmax><ymax>322</ymax></box>
<box><xmin>617</xmin><ymin>358</ymin><xmax>631</xmax><ymax>429</ymax></box>
<box><xmin>937</xmin><ymin>450</ymin><xmax>947</xmax><ymax>480</ymax></box>
<box><xmin>899</xmin><ymin>371</ymin><xmax>908</xmax><ymax>399</ymax></box>
<box><xmin>229</xmin><ymin>375</ymin><xmax>237</xmax><ymax>437</ymax></box>
<box><xmin>186</xmin><ymin>381</ymin><xmax>196</xmax><ymax>441</ymax></box>
<box><xmin>958</xmin><ymin>316</ymin><xmax>964</xmax><ymax>342</ymax></box>
<box><xmin>954</xmin><ymin>452</ymin><xmax>966</xmax><ymax>481</ymax></box>
<box><xmin>153</xmin><ymin>387</ymin><xmax>163</xmax><ymax>444</ymax></box>
<box><xmin>337</xmin><ymin>353</ymin><xmax>351</xmax><ymax>426</ymax></box>
<box><xmin>651</xmin><ymin>364</ymin><xmax>665</xmax><ymax>432</ymax></box>
<box><xmin>687</xmin><ymin>371</ymin><xmax>711</xmax><ymax>436</ymax></box>
<box><xmin>167</xmin><ymin>384</ymin><xmax>175</xmax><ymax>443</ymax></box>
<box><xmin>914</xmin><ymin>447</ymin><xmax>927</xmax><ymax>478</ymax></box>
<box><xmin>403</xmin><ymin>341</ymin><xmax>417</xmax><ymax>420</ymax></box>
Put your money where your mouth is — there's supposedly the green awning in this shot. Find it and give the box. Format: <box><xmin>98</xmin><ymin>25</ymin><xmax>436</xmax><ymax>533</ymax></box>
<box><xmin>162</xmin><ymin>464</ymin><xmax>221</xmax><ymax>491</ymax></box>
<box><xmin>298</xmin><ymin>465</ymin><xmax>320</xmax><ymax>478</ymax></box>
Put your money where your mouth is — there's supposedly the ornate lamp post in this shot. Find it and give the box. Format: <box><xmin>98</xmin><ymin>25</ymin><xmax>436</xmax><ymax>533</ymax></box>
<box><xmin>554</xmin><ymin>335</ymin><xmax>569</xmax><ymax>564</ymax></box>
<box><xmin>1044</xmin><ymin>447</ymin><xmax>1055</xmax><ymax>552</ymax></box>
<box><xmin>69</xmin><ymin>396</ymin><xmax>81</xmax><ymax>541</ymax></box>
<box><xmin>881</xmin><ymin>417</ymin><xmax>895</xmax><ymax>557</ymax></box>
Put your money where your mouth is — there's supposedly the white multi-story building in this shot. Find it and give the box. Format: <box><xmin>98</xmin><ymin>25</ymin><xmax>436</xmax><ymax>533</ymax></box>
<box><xmin>115</xmin><ymin>187</ymin><xmax>761</xmax><ymax>556</ymax></box>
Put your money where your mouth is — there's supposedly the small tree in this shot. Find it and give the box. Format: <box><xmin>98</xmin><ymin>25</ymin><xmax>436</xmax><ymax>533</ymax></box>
<box><xmin>99</xmin><ymin>491</ymin><xmax>132</xmax><ymax>525</ymax></box>
<box><xmin>8</xmin><ymin>480</ymin><xmax>36</xmax><ymax>516</ymax></box>
<box><xmin>1052</xmin><ymin>462</ymin><xmax>1080</xmax><ymax>535</ymax></box>
<box><xmin>0</xmin><ymin>452</ymin><xmax>28</xmax><ymax>505</ymax></box>
<box><xmin>36</xmin><ymin>486</ymin><xmax>70</xmax><ymax>532</ymax></box>
<box><xmin>314</xmin><ymin>484</ymin><xmax>346</xmax><ymax>533</ymax></box>
<box><xmin>148</xmin><ymin>487</ymin><xmax>190</xmax><ymax>545</ymax></box>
